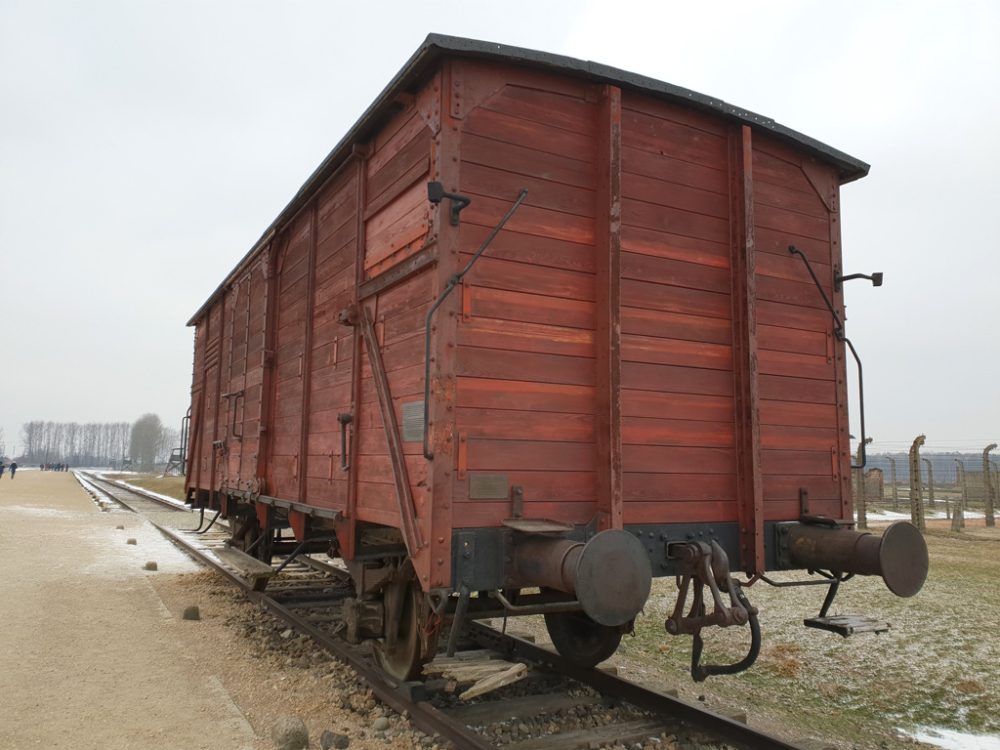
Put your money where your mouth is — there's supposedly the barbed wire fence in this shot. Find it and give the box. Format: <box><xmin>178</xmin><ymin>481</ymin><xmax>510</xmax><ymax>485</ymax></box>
<box><xmin>853</xmin><ymin>436</ymin><xmax>999</xmax><ymax>532</ymax></box>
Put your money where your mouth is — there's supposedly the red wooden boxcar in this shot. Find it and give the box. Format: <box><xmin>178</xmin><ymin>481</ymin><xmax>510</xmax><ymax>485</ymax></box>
<box><xmin>185</xmin><ymin>35</ymin><xmax>927</xmax><ymax>679</ymax></box>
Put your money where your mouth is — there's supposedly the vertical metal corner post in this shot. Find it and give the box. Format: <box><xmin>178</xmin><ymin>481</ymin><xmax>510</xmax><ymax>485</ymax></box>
<box><xmin>420</xmin><ymin>59</ymin><xmax>462</xmax><ymax>591</ymax></box>
<box><xmin>729</xmin><ymin>125</ymin><xmax>764</xmax><ymax>573</ymax></box>
<box><xmin>297</xmin><ymin>203</ymin><xmax>319</xmax><ymax>503</ymax></box>
<box><xmin>595</xmin><ymin>85</ymin><xmax>624</xmax><ymax>531</ymax></box>
<box><xmin>342</xmin><ymin>149</ymin><xmax>369</xmax><ymax>560</ymax></box>
<box><xmin>257</xmin><ymin>236</ymin><xmax>283</xmax><ymax>496</ymax></box>
<box><xmin>210</xmin><ymin>297</ymin><xmax>227</xmax><ymax>506</ymax></box>
<box><xmin>828</xmin><ymin>171</ymin><xmax>852</xmax><ymax>521</ymax></box>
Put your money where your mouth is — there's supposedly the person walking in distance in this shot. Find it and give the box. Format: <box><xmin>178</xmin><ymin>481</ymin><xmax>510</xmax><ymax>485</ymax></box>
<box><xmin>9</xmin><ymin>462</ymin><xmax>16</xmax><ymax>479</ymax></box>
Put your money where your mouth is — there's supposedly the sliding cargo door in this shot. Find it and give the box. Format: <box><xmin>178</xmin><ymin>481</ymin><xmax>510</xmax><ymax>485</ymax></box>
<box><xmin>219</xmin><ymin>259</ymin><xmax>268</xmax><ymax>492</ymax></box>
<box><xmin>266</xmin><ymin>216</ymin><xmax>312</xmax><ymax>501</ymax></box>
<box><xmin>303</xmin><ymin>168</ymin><xmax>360</xmax><ymax>511</ymax></box>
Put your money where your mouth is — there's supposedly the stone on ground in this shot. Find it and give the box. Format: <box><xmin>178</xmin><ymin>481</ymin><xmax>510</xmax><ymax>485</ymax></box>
<box><xmin>271</xmin><ymin>716</ymin><xmax>309</xmax><ymax>750</ymax></box>
<box><xmin>126</xmin><ymin>538</ymin><xmax>137</xmax><ymax>545</ymax></box>
<box><xmin>182</xmin><ymin>605</ymin><xmax>201</xmax><ymax>620</ymax></box>
<box><xmin>372</xmin><ymin>716</ymin><xmax>390</xmax><ymax>731</ymax></box>
<box><xmin>143</xmin><ymin>561</ymin><xmax>158</xmax><ymax>571</ymax></box>
<box><xmin>321</xmin><ymin>729</ymin><xmax>350</xmax><ymax>749</ymax></box>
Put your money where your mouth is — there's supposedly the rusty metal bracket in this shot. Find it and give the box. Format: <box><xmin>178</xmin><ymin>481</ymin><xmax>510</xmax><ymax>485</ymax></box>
<box><xmin>360</xmin><ymin>306</ymin><xmax>424</xmax><ymax>556</ymax></box>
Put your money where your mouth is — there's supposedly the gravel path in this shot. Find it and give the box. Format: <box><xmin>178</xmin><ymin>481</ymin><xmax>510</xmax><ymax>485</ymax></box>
<box><xmin>0</xmin><ymin>471</ymin><xmax>260</xmax><ymax>749</ymax></box>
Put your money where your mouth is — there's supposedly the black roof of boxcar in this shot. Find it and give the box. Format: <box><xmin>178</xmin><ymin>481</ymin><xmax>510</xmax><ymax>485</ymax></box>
<box><xmin>188</xmin><ymin>33</ymin><xmax>870</xmax><ymax>325</ymax></box>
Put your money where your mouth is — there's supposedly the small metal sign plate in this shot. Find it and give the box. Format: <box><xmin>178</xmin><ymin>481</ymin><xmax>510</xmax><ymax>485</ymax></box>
<box><xmin>401</xmin><ymin>401</ymin><xmax>424</xmax><ymax>443</ymax></box>
<box><xmin>469</xmin><ymin>473</ymin><xmax>509</xmax><ymax>500</ymax></box>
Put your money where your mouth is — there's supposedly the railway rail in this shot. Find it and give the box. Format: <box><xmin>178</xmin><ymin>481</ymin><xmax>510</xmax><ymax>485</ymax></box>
<box><xmin>78</xmin><ymin>473</ymin><xmax>819</xmax><ymax>750</ymax></box>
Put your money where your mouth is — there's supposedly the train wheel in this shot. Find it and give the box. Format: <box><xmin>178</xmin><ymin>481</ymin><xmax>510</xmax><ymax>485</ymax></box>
<box><xmin>228</xmin><ymin>506</ymin><xmax>273</xmax><ymax>564</ymax></box>
<box><xmin>544</xmin><ymin>611</ymin><xmax>623</xmax><ymax>667</ymax></box>
<box><xmin>375</xmin><ymin>578</ymin><xmax>424</xmax><ymax>681</ymax></box>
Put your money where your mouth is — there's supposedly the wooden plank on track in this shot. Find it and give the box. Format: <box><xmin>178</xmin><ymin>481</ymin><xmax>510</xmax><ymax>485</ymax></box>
<box><xmin>505</xmin><ymin>719</ymin><xmax>667</xmax><ymax>750</ymax></box>
<box><xmin>446</xmin><ymin>693</ymin><xmax>602</xmax><ymax>726</ymax></box>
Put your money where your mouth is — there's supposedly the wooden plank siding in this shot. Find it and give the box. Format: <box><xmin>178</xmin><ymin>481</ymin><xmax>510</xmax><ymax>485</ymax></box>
<box><xmin>752</xmin><ymin>134</ymin><xmax>848</xmax><ymax>521</ymax></box>
<box><xmin>452</xmin><ymin>72</ymin><xmax>600</xmax><ymax>527</ymax></box>
<box><xmin>618</xmin><ymin>92</ymin><xmax>737</xmax><ymax>526</ymax></box>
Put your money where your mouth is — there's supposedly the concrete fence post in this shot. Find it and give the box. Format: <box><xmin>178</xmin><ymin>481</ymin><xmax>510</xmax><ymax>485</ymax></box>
<box><xmin>921</xmin><ymin>457</ymin><xmax>935</xmax><ymax>508</ymax></box>
<box><xmin>952</xmin><ymin>458</ymin><xmax>966</xmax><ymax>531</ymax></box>
<box><xmin>909</xmin><ymin>434</ymin><xmax>926</xmax><ymax>532</ymax></box>
<box><xmin>887</xmin><ymin>456</ymin><xmax>899</xmax><ymax>509</ymax></box>
<box><xmin>983</xmin><ymin>444</ymin><xmax>997</xmax><ymax>528</ymax></box>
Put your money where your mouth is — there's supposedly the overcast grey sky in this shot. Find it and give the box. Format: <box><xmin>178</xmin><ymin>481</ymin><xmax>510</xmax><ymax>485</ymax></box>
<box><xmin>1</xmin><ymin>1</ymin><xmax>997</xmax><ymax>455</ymax></box>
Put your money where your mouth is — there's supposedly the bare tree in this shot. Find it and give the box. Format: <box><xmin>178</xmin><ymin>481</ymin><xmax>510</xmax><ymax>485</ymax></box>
<box><xmin>130</xmin><ymin>414</ymin><xmax>164</xmax><ymax>471</ymax></box>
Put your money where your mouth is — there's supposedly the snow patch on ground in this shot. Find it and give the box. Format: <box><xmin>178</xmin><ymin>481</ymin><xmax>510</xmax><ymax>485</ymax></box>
<box><xmin>96</xmin><ymin>473</ymin><xmax>191</xmax><ymax>510</ymax></box>
<box><xmin>906</xmin><ymin>726</ymin><xmax>1000</xmax><ymax>750</ymax></box>
<box><xmin>867</xmin><ymin>509</ymin><xmax>984</xmax><ymax>521</ymax></box>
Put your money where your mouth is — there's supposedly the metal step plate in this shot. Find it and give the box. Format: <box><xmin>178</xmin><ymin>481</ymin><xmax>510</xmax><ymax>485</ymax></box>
<box><xmin>804</xmin><ymin>615</ymin><xmax>890</xmax><ymax>637</ymax></box>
